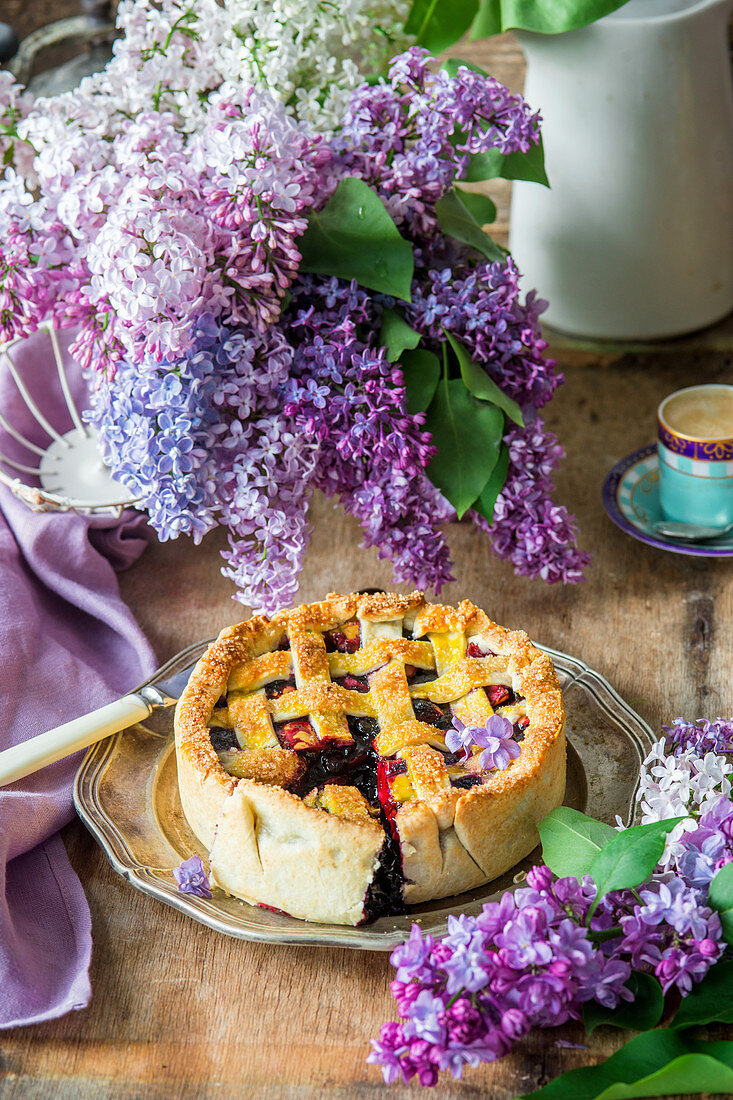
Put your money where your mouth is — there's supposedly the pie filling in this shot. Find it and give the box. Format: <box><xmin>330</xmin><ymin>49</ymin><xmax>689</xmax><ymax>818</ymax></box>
<box><xmin>205</xmin><ymin>615</ymin><xmax>529</xmax><ymax>922</ymax></box>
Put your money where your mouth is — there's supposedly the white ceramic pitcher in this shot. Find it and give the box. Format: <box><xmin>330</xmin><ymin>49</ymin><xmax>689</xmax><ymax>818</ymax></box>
<box><xmin>508</xmin><ymin>0</ymin><xmax>733</xmax><ymax>340</ymax></box>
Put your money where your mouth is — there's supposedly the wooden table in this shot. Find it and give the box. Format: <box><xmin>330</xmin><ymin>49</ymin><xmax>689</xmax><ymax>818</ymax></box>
<box><xmin>3</xmin><ymin>12</ymin><xmax>733</xmax><ymax>1099</ymax></box>
<box><xmin>0</xmin><ymin>340</ymin><xmax>730</xmax><ymax>1100</ymax></box>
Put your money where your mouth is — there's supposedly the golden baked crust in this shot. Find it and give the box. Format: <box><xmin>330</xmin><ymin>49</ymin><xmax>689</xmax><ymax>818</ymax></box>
<box><xmin>174</xmin><ymin>591</ymin><xmax>566</xmax><ymax>925</ymax></box>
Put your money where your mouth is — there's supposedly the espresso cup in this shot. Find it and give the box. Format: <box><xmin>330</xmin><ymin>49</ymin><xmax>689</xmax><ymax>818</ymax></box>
<box><xmin>657</xmin><ymin>384</ymin><xmax>733</xmax><ymax>527</ymax></box>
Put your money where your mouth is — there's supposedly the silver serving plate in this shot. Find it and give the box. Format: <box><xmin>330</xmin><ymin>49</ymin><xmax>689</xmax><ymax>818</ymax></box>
<box><xmin>74</xmin><ymin>643</ymin><xmax>654</xmax><ymax>951</ymax></box>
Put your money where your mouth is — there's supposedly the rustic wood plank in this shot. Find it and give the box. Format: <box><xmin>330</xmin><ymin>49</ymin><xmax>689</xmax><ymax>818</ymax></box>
<box><xmin>3</xmin><ymin>349</ymin><xmax>732</xmax><ymax>1100</ymax></box>
<box><xmin>3</xmin><ymin>9</ymin><xmax>733</xmax><ymax>1099</ymax></box>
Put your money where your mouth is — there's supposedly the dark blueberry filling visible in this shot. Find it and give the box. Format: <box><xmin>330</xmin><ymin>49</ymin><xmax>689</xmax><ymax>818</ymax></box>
<box><xmin>362</xmin><ymin>832</ymin><xmax>405</xmax><ymax>922</ymax></box>
<box><xmin>214</xmin><ymin>694</ymin><xmax>228</xmax><ymax>709</ymax></box>
<box><xmin>350</xmin><ymin>716</ymin><xmax>379</xmax><ymax>750</ymax></box>
<box><xmin>451</xmin><ymin>775</ymin><xmax>483</xmax><ymax>790</ymax></box>
<box><xmin>209</xmin><ymin>726</ymin><xmax>238</xmax><ymax>752</ymax></box>
<box><xmin>277</xmin><ymin>636</ymin><xmax>291</xmax><ymax>650</ymax></box>
<box><xmin>442</xmin><ymin>749</ymin><xmax>464</xmax><ymax>766</ymax></box>
<box><xmin>412</xmin><ymin>697</ymin><xmax>452</xmax><ymax>730</ymax></box>
<box><xmin>266</xmin><ymin>678</ymin><xmax>297</xmax><ymax>699</ymax></box>
<box><xmin>514</xmin><ymin>715</ymin><xmax>530</xmax><ymax>742</ymax></box>
<box><xmin>290</xmin><ymin>713</ymin><xmax>405</xmax><ymax>919</ymax></box>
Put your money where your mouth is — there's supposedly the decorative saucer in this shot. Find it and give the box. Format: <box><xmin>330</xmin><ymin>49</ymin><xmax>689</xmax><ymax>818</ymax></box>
<box><xmin>602</xmin><ymin>444</ymin><xmax>733</xmax><ymax>558</ymax></box>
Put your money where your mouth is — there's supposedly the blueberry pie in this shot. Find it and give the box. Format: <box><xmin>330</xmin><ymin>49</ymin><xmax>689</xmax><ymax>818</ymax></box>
<box><xmin>174</xmin><ymin>591</ymin><xmax>566</xmax><ymax>925</ymax></box>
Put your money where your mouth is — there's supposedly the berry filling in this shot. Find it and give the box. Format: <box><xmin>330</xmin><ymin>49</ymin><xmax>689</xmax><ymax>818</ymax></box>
<box><xmin>450</xmin><ymin>774</ymin><xmax>483</xmax><ymax>790</ymax></box>
<box><xmin>412</xmin><ymin>698</ymin><xmax>452</xmax><ymax>730</ymax></box>
<box><xmin>341</xmin><ymin>672</ymin><xmax>369</xmax><ymax>692</ymax></box>
<box><xmin>487</xmin><ymin>684</ymin><xmax>511</xmax><ymax>707</ymax></box>
<box><xmin>376</xmin><ymin>758</ymin><xmax>408</xmax><ymax>824</ymax></box>
<box><xmin>325</xmin><ymin>623</ymin><xmax>361</xmax><ymax>653</ymax></box>
<box><xmin>266</xmin><ymin>678</ymin><xmax>296</xmax><ymax>699</ymax></box>
<box><xmin>467</xmin><ymin>641</ymin><xmax>497</xmax><ymax>658</ymax></box>
<box><xmin>276</xmin><ymin>718</ymin><xmax>317</xmax><ymax>751</ymax></box>
<box><xmin>409</xmin><ymin>669</ymin><xmax>439</xmax><ymax>686</ymax></box>
<box><xmin>362</xmin><ymin>834</ymin><xmax>404</xmax><ymax>923</ymax></box>
<box><xmin>209</xmin><ymin>726</ymin><xmax>238</xmax><ymax>752</ymax></box>
<box><xmin>291</xmin><ymin>713</ymin><xmax>405</xmax><ymax>919</ymax></box>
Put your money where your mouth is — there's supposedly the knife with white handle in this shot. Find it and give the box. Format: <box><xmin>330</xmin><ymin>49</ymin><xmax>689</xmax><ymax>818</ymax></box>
<box><xmin>0</xmin><ymin>658</ymin><xmax>202</xmax><ymax>788</ymax></box>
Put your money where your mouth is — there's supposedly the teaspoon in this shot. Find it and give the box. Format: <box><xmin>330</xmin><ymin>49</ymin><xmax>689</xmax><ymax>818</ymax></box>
<box><xmin>653</xmin><ymin>520</ymin><xmax>733</xmax><ymax>542</ymax></box>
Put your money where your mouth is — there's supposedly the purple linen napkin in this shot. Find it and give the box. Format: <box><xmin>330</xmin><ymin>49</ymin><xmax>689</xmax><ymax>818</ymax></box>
<box><xmin>0</xmin><ymin>329</ymin><xmax>157</xmax><ymax>1028</ymax></box>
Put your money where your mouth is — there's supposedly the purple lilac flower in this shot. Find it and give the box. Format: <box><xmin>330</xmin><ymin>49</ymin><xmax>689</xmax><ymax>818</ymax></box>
<box><xmin>335</xmin><ymin>48</ymin><xmax>540</xmax><ymax>238</ymax></box>
<box><xmin>664</xmin><ymin>717</ymin><xmax>733</xmax><ymax>756</ymax></box>
<box><xmin>1</xmin><ymin>44</ymin><xmax>588</xmax><ymax>603</ymax></box>
<box><xmin>677</xmin><ymin>796</ymin><xmax>733</xmax><ymax>888</ymax></box>
<box><xmin>476</xmin><ymin>420</ymin><xmax>591</xmax><ymax>585</ymax></box>
<box><xmin>173</xmin><ymin>855</ymin><xmax>212</xmax><ymax>898</ymax></box>
<box><xmin>370</xmin><ymin>845</ymin><xmax>727</xmax><ymax>1087</ymax></box>
<box><xmin>615</xmin><ymin>876</ymin><xmax>723</xmax><ymax>995</ymax></box>
<box><xmin>88</xmin><ymin>316</ymin><xmax>318</xmax><ymax>613</ymax></box>
<box><xmin>407</xmin><ymin>259</ymin><xmax>559</xmax><ymax>409</ymax></box>
<box><xmin>281</xmin><ymin>274</ymin><xmax>455</xmax><ymax>594</ymax></box>
<box><xmin>370</xmin><ymin>867</ymin><xmax>632</xmax><ymax>1086</ymax></box>
<box><xmin>446</xmin><ymin>714</ymin><xmax>520</xmax><ymax>771</ymax></box>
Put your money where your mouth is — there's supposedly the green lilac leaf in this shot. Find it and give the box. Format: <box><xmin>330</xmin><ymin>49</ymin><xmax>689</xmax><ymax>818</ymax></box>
<box><xmin>454</xmin><ymin>186</ymin><xmax>498</xmax><ymax>226</ymax></box>
<box><xmin>299</xmin><ymin>177</ymin><xmax>414</xmax><ymax>301</ymax></box>
<box><xmin>445</xmin><ymin>332</ymin><xmax>524</xmax><ymax>426</ymax></box>
<box><xmin>435</xmin><ymin>187</ymin><xmax>506</xmax><ymax>263</ymax></box>
<box><xmin>471</xmin><ymin>442</ymin><xmax>509</xmax><ymax>524</ymax></box>
<box><xmin>463</xmin><ymin>136</ymin><xmax>549</xmax><ymax>187</ymax></box>
<box><xmin>405</xmin><ymin>0</ymin><xmax>479</xmax><ymax>52</ymax></box>
<box><xmin>379</xmin><ymin>309</ymin><xmax>421</xmax><ymax>362</ymax></box>
<box><xmin>441</xmin><ymin>57</ymin><xmax>490</xmax><ymax>79</ymax></box>
<box><xmin>707</xmin><ymin>862</ymin><xmax>733</xmax><ymax>943</ymax></box>
<box><xmin>589</xmin><ymin>818</ymin><xmax>684</xmax><ymax>907</ymax></box>
<box><xmin>400</xmin><ymin>348</ymin><xmax>441</xmax><ymax>415</ymax></box>
<box><xmin>593</xmin><ymin>1054</ymin><xmax>733</xmax><ymax>1099</ymax></box>
<box><xmin>672</xmin><ymin>960</ymin><xmax>733</xmax><ymax>1029</ymax></box>
<box><xmin>424</xmin><ymin>376</ymin><xmax>503</xmax><ymax>518</ymax></box>
<box><xmin>470</xmin><ymin>0</ymin><xmax>630</xmax><ymax>37</ymax></box>
<box><xmin>537</xmin><ymin>806</ymin><xmax>616</xmax><ymax>879</ymax></box>
<box><xmin>518</xmin><ymin>1030</ymin><xmax>733</xmax><ymax>1100</ymax></box>
<box><xmin>583</xmin><ymin>973</ymin><xmax>663</xmax><ymax>1036</ymax></box>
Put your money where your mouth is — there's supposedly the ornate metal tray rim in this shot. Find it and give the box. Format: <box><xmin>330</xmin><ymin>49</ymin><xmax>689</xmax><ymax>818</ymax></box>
<box><xmin>74</xmin><ymin>641</ymin><xmax>654</xmax><ymax>951</ymax></box>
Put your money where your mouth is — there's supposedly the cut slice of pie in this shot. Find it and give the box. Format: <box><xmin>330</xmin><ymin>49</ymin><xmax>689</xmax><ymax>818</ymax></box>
<box><xmin>174</xmin><ymin>591</ymin><xmax>566</xmax><ymax>925</ymax></box>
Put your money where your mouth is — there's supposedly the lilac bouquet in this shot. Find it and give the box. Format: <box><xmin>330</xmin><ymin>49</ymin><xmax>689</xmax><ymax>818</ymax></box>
<box><xmin>0</xmin><ymin>0</ymin><xmax>589</xmax><ymax>612</ymax></box>
<box><xmin>370</xmin><ymin>718</ymin><xmax>733</xmax><ymax>1092</ymax></box>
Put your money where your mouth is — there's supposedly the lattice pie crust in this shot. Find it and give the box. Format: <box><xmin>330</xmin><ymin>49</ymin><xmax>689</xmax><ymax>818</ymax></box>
<box><xmin>174</xmin><ymin>591</ymin><xmax>566</xmax><ymax>925</ymax></box>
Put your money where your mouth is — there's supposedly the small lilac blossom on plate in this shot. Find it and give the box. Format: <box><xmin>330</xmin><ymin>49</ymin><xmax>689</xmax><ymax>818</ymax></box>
<box><xmin>446</xmin><ymin>714</ymin><xmax>520</xmax><ymax>771</ymax></box>
<box><xmin>173</xmin><ymin>855</ymin><xmax>212</xmax><ymax>899</ymax></box>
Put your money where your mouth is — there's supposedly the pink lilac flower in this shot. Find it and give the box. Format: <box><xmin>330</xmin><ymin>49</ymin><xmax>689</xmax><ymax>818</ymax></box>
<box><xmin>173</xmin><ymin>855</ymin><xmax>212</xmax><ymax>898</ymax></box>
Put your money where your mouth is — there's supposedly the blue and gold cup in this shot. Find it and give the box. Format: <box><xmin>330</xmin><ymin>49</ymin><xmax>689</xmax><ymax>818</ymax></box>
<box><xmin>657</xmin><ymin>384</ymin><xmax>733</xmax><ymax>528</ymax></box>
